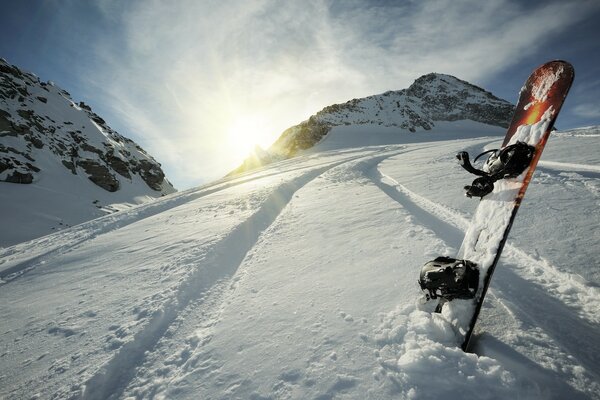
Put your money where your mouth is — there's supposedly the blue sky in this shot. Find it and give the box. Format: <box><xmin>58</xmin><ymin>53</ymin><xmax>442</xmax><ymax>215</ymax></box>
<box><xmin>1</xmin><ymin>0</ymin><xmax>599</xmax><ymax>189</ymax></box>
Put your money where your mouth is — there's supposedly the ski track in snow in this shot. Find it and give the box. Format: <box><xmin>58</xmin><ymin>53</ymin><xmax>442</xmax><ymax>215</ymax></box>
<box><xmin>80</xmin><ymin>147</ymin><xmax>415</xmax><ymax>399</ymax></box>
<box><xmin>536</xmin><ymin>166</ymin><xmax>600</xmax><ymax>200</ymax></box>
<box><xmin>2</xmin><ymin>135</ymin><xmax>599</xmax><ymax>399</ymax></box>
<box><xmin>371</xmin><ymin>156</ymin><xmax>600</xmax><ymax>327</ymax></box>
<box><xmin>0</xmin><ymin>147</ymin><xmax>405</xmax><ymax>399</ymax></box>
<box><xmin>538</xmin><ymin>160</ymin><xmax>600</xmax><ymax>175</ymax></box>
<box><xmin>367</xmin><ymin>145</ymin><xmax>600</xmax><ymax>398</ymax></box>
<box><xmin>116</xmin><ymin>146</ymin><xmax>430</xmax><ymax>399</ymax></box>
<box><xmin>0</xmin><ymin>148</ymin><xmax>377</xmax><ymax>285</ymax></box>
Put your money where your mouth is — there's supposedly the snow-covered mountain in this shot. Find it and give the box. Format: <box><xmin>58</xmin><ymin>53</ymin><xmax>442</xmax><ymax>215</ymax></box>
<box><xmin>232</xmin><ymin>73</ymin><xmax>514</xmax><ymax>174</ymax></box>
<box><xmin>0</xmin><ymin>58</ymin><xmax>176</xmax><ymax>246</ymax></box>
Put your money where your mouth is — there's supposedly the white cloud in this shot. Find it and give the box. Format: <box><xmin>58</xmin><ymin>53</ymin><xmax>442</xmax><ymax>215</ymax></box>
<box><xmin>572</xmin><ymin>103</ymin><xmax>600</xmax><ymax>119</ymax></box>
<box><xmin>82</xmin><ymin>0</ymin><xmax>598</xmax><ymax>188</ymax></box>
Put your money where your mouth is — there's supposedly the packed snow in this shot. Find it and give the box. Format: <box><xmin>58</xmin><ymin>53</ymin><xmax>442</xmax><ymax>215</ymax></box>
<box><xmin>1</xmin><ymin>123</ymin><xmax>599</xmax><ymax>399</ymax></box>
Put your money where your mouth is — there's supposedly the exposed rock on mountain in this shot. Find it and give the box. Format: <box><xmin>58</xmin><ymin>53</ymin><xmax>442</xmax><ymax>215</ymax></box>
<box><xmin>0</xmin><ymin>58</ymin><xmax>176</xmax><ymax>247</ymax></box>
<box><xmin>0</xmin><ymin>58</ymin><xmax>173</xmax><ymax>193</ymax></box>
<box><xmin>231</xmin><ymin>73</ymin><xmax>514</xmax><ymax>176</ymax></box>
<box><xmin>272</xmin><ymin>73</ymin><xmax>514</xmax><ymax>158</ymax></box>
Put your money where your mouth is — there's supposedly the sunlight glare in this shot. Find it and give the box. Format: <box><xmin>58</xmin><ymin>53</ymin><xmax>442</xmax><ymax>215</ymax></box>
<box><xmin>226</xmin><ymin>114</ymin><xmax>273</xmax><ymax>161</ymax></box>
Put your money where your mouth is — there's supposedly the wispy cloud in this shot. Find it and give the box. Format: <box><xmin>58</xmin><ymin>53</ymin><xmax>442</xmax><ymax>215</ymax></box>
<box><xmin>81</xmin><ymin>0</ymin><xmax>598</xmax><ymax>188</ymax></box>
<box><xmin>572</xmin><ymin>103</ymin><xmax>600</xmax><ymax>119</ymax></box>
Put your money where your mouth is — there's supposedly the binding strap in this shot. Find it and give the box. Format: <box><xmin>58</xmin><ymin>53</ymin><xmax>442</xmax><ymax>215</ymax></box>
<box><xmin>456</xmin><ymin>142</ymin><xmax>535</xmax><ymax>198</ymax></box>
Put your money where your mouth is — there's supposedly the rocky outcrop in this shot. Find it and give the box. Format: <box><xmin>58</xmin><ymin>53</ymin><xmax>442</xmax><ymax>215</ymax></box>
<box><xmin>266</xmin><ymin>73</ymin><xmax>514</xmax><ymax>160</ymax></box>
<box><xmin>77</xmin><ymin>160</ymin><xmax>120</xmax><ymax>192</ymax></box>
<box><xmin>0</xmin><ymin>58</ymin><xmax>175</xmax><ymax>195</ymax></box>
<box><xmin>271</xmin><ymin>117</ymin><xmax>331</xmax><ymax>158</ymax></box>
<box><xmin>406</xmin><ymin>73</ymin><xmax>514</xmax><ymax>127</ymax></box>
<box><xmin>133</xmin><ymin>160</ymin><xmax>166</xmax><ymax>191</ymax></box>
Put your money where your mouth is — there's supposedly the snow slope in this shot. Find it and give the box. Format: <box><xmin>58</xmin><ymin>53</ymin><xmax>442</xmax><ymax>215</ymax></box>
<box><xmin>0</xmin><ymin>124</ymin><xmax>599</xmax><ymax>399</ymax></box>
<box><xmin>0</xmin><ymin>59</ymin><xmax>176</xmax><ymax>247</ymax></box>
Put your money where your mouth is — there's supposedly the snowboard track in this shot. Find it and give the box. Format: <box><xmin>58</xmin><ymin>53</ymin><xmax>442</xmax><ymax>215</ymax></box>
<box><xmin>81</xmin><ymin>148</ymin><xmax>410</xmax><ymax>400</ymax></box>
<box><xmin>0</xmin><ymin>147</ymin><xmax>386</xmax><ymax>285</ymax></box>
<box><xmin>365</xmin><ymin>153</ymin><xmax>600</xmax><ymax>391</ymax></box>
<box><xmin>367</xmin><ymin>152</ymin><xmax>600</xmax><ymax>325</ymax></box>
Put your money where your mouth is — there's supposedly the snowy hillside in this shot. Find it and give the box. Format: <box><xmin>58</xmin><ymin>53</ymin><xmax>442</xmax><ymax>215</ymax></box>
<box><xmin>0</xmin><ymin>58</ymin><xmax>176</xmax><ymax>247</ymax></box>
<box><xmin>1</xmin><ymin>123</ymin><xmax>598</xmax><ymax>399</ymax></box>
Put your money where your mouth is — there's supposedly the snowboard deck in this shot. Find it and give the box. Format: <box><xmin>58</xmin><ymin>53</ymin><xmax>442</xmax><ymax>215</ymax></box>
<box><xmin>441</xmin><ymin>60</ymin><xmax>575</xmax><ymax>352</ymax></box>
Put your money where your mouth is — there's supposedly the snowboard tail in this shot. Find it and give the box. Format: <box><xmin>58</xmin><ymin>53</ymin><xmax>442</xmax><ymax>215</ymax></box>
<box><xmin>420</xmin><ymin>61</ymin><xmax>574</xmax><ymax>352</ymax></box>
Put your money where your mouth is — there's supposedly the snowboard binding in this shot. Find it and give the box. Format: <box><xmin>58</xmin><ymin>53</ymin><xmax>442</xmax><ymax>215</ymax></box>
<box><xmin>457</xmin><ymin>141</ymin><xmax>536</xmax><ymax>198</ymax></box>
<box><xmin>418</xmin><ymin>256</ymin><xmax>479</xmax><ymax>302</ymax></box>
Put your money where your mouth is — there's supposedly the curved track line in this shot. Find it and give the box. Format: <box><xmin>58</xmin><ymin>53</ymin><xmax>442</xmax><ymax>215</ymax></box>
<box><xmin>366</xmin><ymin>158</ymin><xmax>600</xmax><ymax>326</ymax></box>
<box><xmin>82</xmin><ymin>164</ymin><xmax>331</xmax><ymax>399</ymax></box>
<box><xmin>81</xmin><ymin>147</ymin><xmax>409</xmax><ymax>400</ymax></box>
<box><xmin>487</xmin><ymin>267</ymin><xmax>600</xmax><ymax>383</ymax></box>
<box><xmin>373</xmin><ymin>170</ymin><xmax>468</xmax><ymax>249</ymax></box>
<box><xmin>121</xmin><ymin>146</ymin><xmax>427</xmax><ymax>398</ymax></box>
<box><xmin>366</xmin><ymin>154</ymin><xmax>600</xmax><ymax>390</ymax></box>
<box><xmin>538</xmin><ymin>160</ymin><xmax>600</xmax><ymax>174</ymax></box>
<box><xmin>0</xmin><ymin>149</ymin><xmax>390</xmax><ymax>285</ymax></box>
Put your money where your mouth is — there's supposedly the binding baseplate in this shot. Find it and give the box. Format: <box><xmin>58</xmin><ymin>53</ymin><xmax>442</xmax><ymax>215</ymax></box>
<box><xmin>418</xmin><ymin>256</ymin><xmax>479</xmax><ymax>302</ymax></box>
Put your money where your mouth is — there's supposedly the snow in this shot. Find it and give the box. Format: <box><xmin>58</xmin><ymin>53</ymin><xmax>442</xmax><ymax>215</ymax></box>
<box><xmin>313</xmin><ymin>120</ymin><xmax>506</xmax><ymax>152</ymax></box>
<box><xmin>510</xmin><ymin>107</ymin><xmax>555</xmax><ymax>145</ymax></box>
<box><xmin>1</xmin><ymin>123</ymin><xmax>599</xmax><ymax>399</ymax></box>
<box><xmin>0</xmin><ymin>151</ymin><xmax>166</xmax><ymax>247</ymax></box>
<box><xmin>0</xmin><ymin>59</ymin><xmax>175</xmax><ymax>247</ymax></box>
<box><xmin>524</xmin><ymin>65</ymin><xmax>564</xmax><ymax>111</ymax></box>
<box><xmin>532</xmin><ymin>65</ymin><xmax>564</xmax><ymax>104</ymax></box>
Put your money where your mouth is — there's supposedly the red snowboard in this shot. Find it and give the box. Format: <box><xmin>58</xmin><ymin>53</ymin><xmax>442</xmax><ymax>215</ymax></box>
<box><xmin>441</xmin><ymin>61</ymin><xmax>574</xmax><ymax>351</ymax></box>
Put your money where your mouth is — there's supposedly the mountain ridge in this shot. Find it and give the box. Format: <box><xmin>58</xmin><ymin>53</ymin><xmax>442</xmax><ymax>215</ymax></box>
<box><xmin>0</xmin><ymin>58</ymin><xmax>174</xmax><ymax>192</ymax></box>
<box><xmin>232</xmin><ymin>73</ymin><xmax>514</xmax><ymax>174</ymax></box>
<box><xmin>0</xmin><ymin>58</ymin><xmax>176</xmax><ymax>246</ymax></box>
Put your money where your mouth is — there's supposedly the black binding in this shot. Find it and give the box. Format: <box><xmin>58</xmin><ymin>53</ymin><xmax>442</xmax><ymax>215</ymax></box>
<box><xmin>457</xmin><ymin>142</ymin><xmax>536</xmax><ymax>198</ymax></box>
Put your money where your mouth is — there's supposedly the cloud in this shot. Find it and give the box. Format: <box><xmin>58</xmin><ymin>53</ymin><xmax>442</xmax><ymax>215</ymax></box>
<box><xmin>81</xmin><ymin>0</ymin><xmax>598</xmax><ymax>188</ymax></box>
<box><xmin>325</xmin><ymin>0</ymin><xmax>595</xmax><ymax>87</ymax></box>
<box><xmin>572</xmin><ymin>103</ymin><xmax>600</xmax><ymax>119</ymax></box>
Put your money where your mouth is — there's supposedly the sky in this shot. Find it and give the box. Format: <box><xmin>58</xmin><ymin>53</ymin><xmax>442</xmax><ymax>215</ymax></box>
<box><xmin>1</xmin><ymin>0</ymin><xmax>599</xmax><ymax>190</ymax></box>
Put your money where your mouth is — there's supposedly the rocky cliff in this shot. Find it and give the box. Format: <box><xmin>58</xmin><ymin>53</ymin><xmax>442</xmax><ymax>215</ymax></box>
<box><xmin>0</xmin><ymin>58</ymin><xmax>174</xmax><ymax>193</ymax></box>
<box><xmin>0</xmin><ymin>58</ymin><xmax>176</xmax><ymax>247</ymax></box>
<box><xmin>271</xmin><ymin>73</ymin><xmax>514</xmax><ymax>158</ymax></box>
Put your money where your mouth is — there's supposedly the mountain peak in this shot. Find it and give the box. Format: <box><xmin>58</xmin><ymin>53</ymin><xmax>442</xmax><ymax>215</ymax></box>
<box><xmin>255</xmin><ymin>73</ymin><xmax>514</xmax><ymax>165</ymax></box>
<box><xmin>0</xmin><ymin>58</ymin><xmax>176</xmax><ymax>246</ymax></box>
<box><xmin>407</xmin><ymin>72</ymin><xmax>502</xmax><ymax>102</ymax></box>
<box><xmin>1</xmin><ymin>59</ymin><xmax>174</xmax><ymax>193</ymax></box>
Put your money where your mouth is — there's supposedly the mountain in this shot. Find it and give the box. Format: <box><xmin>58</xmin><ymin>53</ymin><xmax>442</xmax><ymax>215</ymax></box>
<box><xmin>231</xmin><ymin>73</ymin><xmax>515</xmax><ymax>174</ymax></box>
<box><xmin>0</xmin><ymin>58</ymin><xmax>176</xmax><ymax>246</ymax></box>
<box><xmin>1</xmin><ymin>125</ymin><xmax>598</xmax><ymax>399</ymax></box>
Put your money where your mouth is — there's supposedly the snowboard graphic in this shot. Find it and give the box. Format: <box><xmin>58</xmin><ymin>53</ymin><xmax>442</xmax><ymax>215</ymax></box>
<box><xmin>419</xmin><ymin>61</ymin><xmax>575</xmax><ymax>351</ymax></box>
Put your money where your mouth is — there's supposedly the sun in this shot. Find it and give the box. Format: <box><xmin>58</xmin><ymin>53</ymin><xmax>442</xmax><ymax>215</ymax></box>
<box><xmin>226</xmin><ymin>114</ymin><xmax>273</xmax><ymax>161</ymax></box>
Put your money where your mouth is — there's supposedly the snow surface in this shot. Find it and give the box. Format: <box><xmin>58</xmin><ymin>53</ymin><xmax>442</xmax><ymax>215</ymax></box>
<box><xmin>1</xmin><ymin>123</ymin><xmax>599</xmax><ymax>399</ymax></box>
<box><xmin>0</xmin><ymin>156</ymin><xmax>169</xmax><ymax>247</ymax></box>
<box><xmin>0</xmin><ymin>59</ymin><xmax>175</xmax><ymax>247</ymax></box>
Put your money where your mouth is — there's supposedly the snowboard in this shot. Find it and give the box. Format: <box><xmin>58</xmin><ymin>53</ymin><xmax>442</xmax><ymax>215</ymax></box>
<box><xmin>426</xmin><ymin>60</ymin><xmax>574</xmax><ymax>351</ymax></box>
